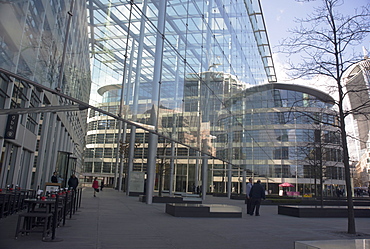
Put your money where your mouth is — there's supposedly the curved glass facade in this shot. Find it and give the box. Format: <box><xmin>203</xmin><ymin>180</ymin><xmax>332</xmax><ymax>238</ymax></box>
<box><xmin>85</xmin><ymin>82</ymin><xmax>345</xmax><ymax>196</ymax></box>
<box><xmin>220</xmin><ymin>83</ymin><xmax>345</xmax><ymax>195</ymax></box>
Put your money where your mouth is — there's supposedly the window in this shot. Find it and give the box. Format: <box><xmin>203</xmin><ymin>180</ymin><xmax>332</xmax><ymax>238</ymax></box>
<box><xmin>273</xmin><ymin>147</ymin><xmax>289</xmax><ymax>159</ymax></box>
<box><xmin>103</xmin><ymin>163</ymin><xmax>111</xmax><ymax>173</ymax></box>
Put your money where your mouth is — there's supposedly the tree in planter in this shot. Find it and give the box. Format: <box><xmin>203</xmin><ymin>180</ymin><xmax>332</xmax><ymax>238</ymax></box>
<box><xmin>156</xmin><ymin>138</ymin><xmax>171</xmax><ymax>197</ymax></box>
<box><xmin>119</xmin><ymin>137</ymin><xmax>141</xmax><ymax>192</ymax></box>
<box><xmin>294</xmin><ymin>121</ymin><xmax>342</xmax><ymax>205</ymax></box>
<box><xmin>279</xmin><ymin>0</ymin><xmax>370</xmax><ymax>234</ymax></box>
<box><xmin>276</xmin><ymin>103</ymin><xmax>343</xmax><ymax>202</ymax></box>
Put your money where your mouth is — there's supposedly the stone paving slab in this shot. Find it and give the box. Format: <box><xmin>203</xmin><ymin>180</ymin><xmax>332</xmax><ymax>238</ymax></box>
<box><xmin>1</xmin><ymin>188</ymin><xmax>370</xmax><ymax>249</ymax></box>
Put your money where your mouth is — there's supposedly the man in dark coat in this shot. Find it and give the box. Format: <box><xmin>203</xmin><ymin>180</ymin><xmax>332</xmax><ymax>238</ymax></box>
<box><xmin>68</xmin><ymin>174</ymin><xmax>79</xmax><ymax>190</ymax></box>
<box><xmin>51</xmin><ymin>172</ymin><xmax>58</xmax><ymax>183</ymax></box>
<box><xmin>245</xmin><ymin>178</ymin><xmax>253</xmax><ymax>214</ymax></box>
<box><xmin>249</xmin><ymin>180</ymin><xmax>265</xmax><ymax>216</ymax></box>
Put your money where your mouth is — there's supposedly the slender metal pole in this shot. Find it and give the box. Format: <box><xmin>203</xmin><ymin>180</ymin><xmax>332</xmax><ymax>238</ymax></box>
<box><xmin>114</xmin><ymin>121</ymin><xmax>122</xmax><ymax>189</ymax></box>
<box><xmin>118</xmin><ymin>124</ymin><xmax>127</xmax><ymax>191</ymax></box>
<box><xmin>169</xmin><ymin>141</ymin><xmax>175</xmax><ymax>196</ymax></box>
<box><xmin>51</xmin><ymin>194</ymin><xmax>59</xmax><ymax>240</ymax></box>
<box><xmin>62</xmin><ymin>191</ymin><xmax>68</xmax><ymax>226</ymax></box>
<box><xmin>57</xmin><ymin>0</ymin><xmax>74</xmax><ymax>90</ymax></box>
<box><xmin>201</xmin><ymin>151</ymin><xmax>208</xmax><ymax>201</ymax></box>
<box><xmin>146</xmin><ymin>0</ymin><xmax>167</xmax><ymax>204</ymax></box>
<box><xmin>116</xmin><ymin>1</ymin><xmax>133</xmax><ymax>191</ymax></box>
<box><xmin>127</xmin><ymin>0</ymin><xmax>148</xmax><ymax>194</ymax></box>
<box><xmin>124</xmin><ymin>40</ymin><xmax>136</xmax><ymax>194</ymax></box>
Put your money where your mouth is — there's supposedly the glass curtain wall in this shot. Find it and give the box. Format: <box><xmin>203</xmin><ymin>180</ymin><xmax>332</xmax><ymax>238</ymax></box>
<box><xmin>221</xmin><ymin>83</ymin><xmax>345</xmax><ymax>196</ymax></box>
<box><xmin>87</xmin><ymin>0</ymin><xmax>275</xmax><ymax>193</ymax></box>
<box><xmin>0</xmin><ymin>0</ymin><xmax>91</xmax><ymax>190</ymax></box>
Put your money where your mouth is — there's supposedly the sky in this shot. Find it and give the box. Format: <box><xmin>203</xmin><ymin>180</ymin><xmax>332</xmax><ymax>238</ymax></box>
<box><xmin>260</xmin><ymin>0</ymin><xmax>369</xmax><ymax>160</ymax></box>
<box><xmin>260</xmin><ymin>0</ymin><xmax>370</xmax><ymax>86</ymax></box>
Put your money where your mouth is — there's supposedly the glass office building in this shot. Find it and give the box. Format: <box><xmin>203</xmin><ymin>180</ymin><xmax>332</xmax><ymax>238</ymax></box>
<box><xmin>85</xmin><ymin>0</ymin><xmax>345</xmax><ymax>197</ymax></box>
<box><xmin>344</xmin><ymin>57</ymin><xmax>370</xmax><ymax>187</ymax></box>
<box><xmin>0</xmin><ymin>0</ymin><xmax>346</xmax><ymax>198</ymax></box>
<box><xmin>86</xmin><ymin>81</ymin><xmax>345</xmax><ymax>196</ymax></box>
<box><xmin>221</xmin><ymin>83</ymin><xmax>345</xmax><ymax>196</ymax></box>
<box><xmin>0</xmin><ymin>1</ymin><xmax>91</xmax><ymax>190</ymax></box>
<box><xmin>86</xmin><ymin>0</ymin><xmax>276</xmax><ymax>197</ymax></box>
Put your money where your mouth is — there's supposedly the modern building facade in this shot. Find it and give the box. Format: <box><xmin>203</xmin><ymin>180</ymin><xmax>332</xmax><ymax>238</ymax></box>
<box><xmin>344</xmin><ymin>56</ymin><xmax>370</xmax><ymax>187</ymax></box>
<box><xmin>0</xmin><ymin>0</ymin><xmax>349</xmax><ymax>199</ymax></box>
<box><xmin>222</xmin><ymin>83</ymin><xmax>345</xmax><ymax>196</ymax></box>
<box><xmin>84</xmin><ymin>0</ymin><xmax>348</xmax><ymax>198</ymax></box>
<box><xmin>0</xmin><ymin>1</ymin><xmax>91</xmax><ymax>190</ymax></box>
<box><xmin>86</xmin><ymin>80</ymin><xmax>345</xmax><ymax>196</ymax></box>
<box><xmin>86</xmin><ymin>0</ymin><xmax>276</xmax><ymax>200</ymax></box>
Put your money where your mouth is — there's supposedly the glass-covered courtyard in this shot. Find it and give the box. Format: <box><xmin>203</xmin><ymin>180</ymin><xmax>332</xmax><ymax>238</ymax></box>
<box><xmin>0</xmin><ymin>0</ymin><xmax>345</xmax><ymax>201</ymax></box>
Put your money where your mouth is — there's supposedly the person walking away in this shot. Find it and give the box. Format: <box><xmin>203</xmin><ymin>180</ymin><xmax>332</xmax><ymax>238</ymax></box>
<box><xmin>249</xmin><ymin>180</ymin><xmax>265</xmax><ymax>216</ymax></box>
<box><xmin>92</xmin><ymin>177</ymin><xmax>99</xmax><ymax>197</ymax></box>
<box><xmin>68</xmin><ymin>174</ymin><xmax>79</xmax><ymax>190</ymax></box>
<box><xmin>245</xmin><ymin>178</ymin><xmax>253</xmax><ymax>214</ymax></box>
<box><xmin>51</xmin><ymin>172</ymin><xmax>58</xmax><ymax>183</ymax></box>
<box><xmin>100</xmin><ymin>181</ymin><xmax>104</xmax><ymax>191</ymax></box>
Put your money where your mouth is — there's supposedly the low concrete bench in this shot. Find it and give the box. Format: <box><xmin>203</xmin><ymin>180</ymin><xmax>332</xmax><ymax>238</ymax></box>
<box><xmin>278</xmin><ymin>205</ymin><xmax>370</xmax><ymax>218</ymax></box>
<box><xmin>295</xmin><ymin>239</ymin><xmax>370</xmax><ymax>249</ymax></box>
<box><xmin>165</xmin><ymin>203</ymin><xmax>242</xmax><ymax>218</ymax></box>
<box><xmin>139</xmin><ymin>195</ymin><xmax>202</xmax><ymax>204</ymax></box>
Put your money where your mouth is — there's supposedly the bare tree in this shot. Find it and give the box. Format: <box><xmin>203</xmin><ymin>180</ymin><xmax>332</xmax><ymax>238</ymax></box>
<box><xmin>279</xmin><ymin>0</ymin><xmax>370</xmax><ymax>234</ymax></box>
<box><xmin>294</xmin><ymin>123</ymin><xmax>342</xmax><ymax>203</ymax></box>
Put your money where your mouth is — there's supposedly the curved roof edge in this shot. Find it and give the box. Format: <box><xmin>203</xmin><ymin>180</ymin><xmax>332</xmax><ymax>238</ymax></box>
<box><xmin>343</xmin><ymin>58</ymin><xmax>369</xmax><ymax>81</ymax></box>
<box><xmin>244</xmin><ymin>0</ymin><xmax>277</xmax><ymax>83</ymax></box>
<box><xmin>242</xmin><ymin>83</ymin><xmax>335</xmax><ymax>104</ymax></box>
<box><xmin>97</xmin><ymin>84</ymin><xmax>122</xmax><ymax>96</ymax></box>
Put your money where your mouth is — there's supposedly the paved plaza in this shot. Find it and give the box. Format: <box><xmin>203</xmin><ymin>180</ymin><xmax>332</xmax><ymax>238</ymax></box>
<box><xmin>1</xmin><ymin>188</ymin><xmax>370</xmax><ymax>249</ymax></box>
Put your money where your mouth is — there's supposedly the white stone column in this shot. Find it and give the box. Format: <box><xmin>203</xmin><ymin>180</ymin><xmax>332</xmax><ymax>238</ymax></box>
<box><xmin>146</xmin><ymin>0</ymin><xmax>167</xmax><ymax>204</ymax></box>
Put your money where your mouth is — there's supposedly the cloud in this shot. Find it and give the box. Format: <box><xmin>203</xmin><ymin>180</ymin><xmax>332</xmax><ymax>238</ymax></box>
<box><xmin>272</xmin><ymin>53</ymin><xmax>337</xmax><ymax>97</ymax></box>
<box><xmin>275</xmin><ymin>8</ymin><xmax>285</xmax><ymax>21</ymax></box>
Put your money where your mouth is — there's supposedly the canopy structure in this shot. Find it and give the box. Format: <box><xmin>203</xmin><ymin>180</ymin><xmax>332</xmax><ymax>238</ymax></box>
<box><xmin>279</xmin><ymin>182</ymin><xmax>294</xmax><ymax>187</ymax></box>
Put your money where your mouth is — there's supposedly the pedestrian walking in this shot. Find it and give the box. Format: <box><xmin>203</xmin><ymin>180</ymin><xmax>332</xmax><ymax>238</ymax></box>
<box><xmin>68</xmin><ymin>174</ymin><xmax>79</xmax><ymax>190</ymax></box>
<box><xmin>245</xmin><ymin>178</ymin><xmax>253</xmax><ymax>214</ymax></box>
<box><xmin>92</xmin><ymin>177</ymin><xmax>99</xmax><ymax>197</ymax></box>
<box><xmin>249</xmin><ymin>180</ymin><xmax>265</xmax><ymax>216</ymax></box>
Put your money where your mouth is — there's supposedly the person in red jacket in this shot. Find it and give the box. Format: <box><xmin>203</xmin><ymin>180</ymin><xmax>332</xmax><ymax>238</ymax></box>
<box><xmin>92</xmin><ymin>177</ymin><xmax>99</xmax><ymax>197</ymax></box>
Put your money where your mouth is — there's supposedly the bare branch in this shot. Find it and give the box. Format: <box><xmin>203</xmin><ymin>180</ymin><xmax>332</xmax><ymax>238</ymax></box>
<box><xmin>278</xmin><ymin>0</ymin><xmax>370</xmax><ymax>234</ymax></box>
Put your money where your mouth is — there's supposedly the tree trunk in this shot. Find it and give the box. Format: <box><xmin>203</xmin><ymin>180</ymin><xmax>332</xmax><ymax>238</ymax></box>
<box><xmin>338</xmin><ymin>85</ymin><xmax>356</xmax><ymax>234</ymax></box>
<box><xmin>158</xmin><ymin>159</ymin><xmax>164</xmax><ymax>197</ymax></box>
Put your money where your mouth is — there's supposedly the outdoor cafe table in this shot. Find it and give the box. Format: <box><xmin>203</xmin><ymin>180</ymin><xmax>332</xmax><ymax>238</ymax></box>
<box><xmin>23</xmin><ymin>197</ymin><xmax>63</xmax><ymax>241</ymax></box>
<box><xmin>24</xmin><ymin>198</ymin><xmax>56</xmax><ymax>212</ymax></box>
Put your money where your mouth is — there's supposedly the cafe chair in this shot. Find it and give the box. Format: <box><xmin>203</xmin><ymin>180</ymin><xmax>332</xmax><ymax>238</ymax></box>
<box><xmin>15</xmin><ymin>212</ymin><xmax>53</xmax><ymax>241</ymax></box>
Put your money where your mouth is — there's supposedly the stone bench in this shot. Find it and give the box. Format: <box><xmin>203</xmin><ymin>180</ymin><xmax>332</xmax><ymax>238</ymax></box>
<box><xmin>139</xmin><ymin>195</ymin><xmax>202</xmax><ymax>204</ymax></box>
<box><xmin>165</xmin><ymin>203</ymin><xmax>242</xmax><ymax>218</ymax></box>
<box><xmin>295</xmin><ymin>239</ymin><xmax>370</xmax><ymax>249</ymax></box>
<box><xmin>278</xmin><ymin>205</ymin><xmax>370</xmax><ymax>218</ymax></box>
